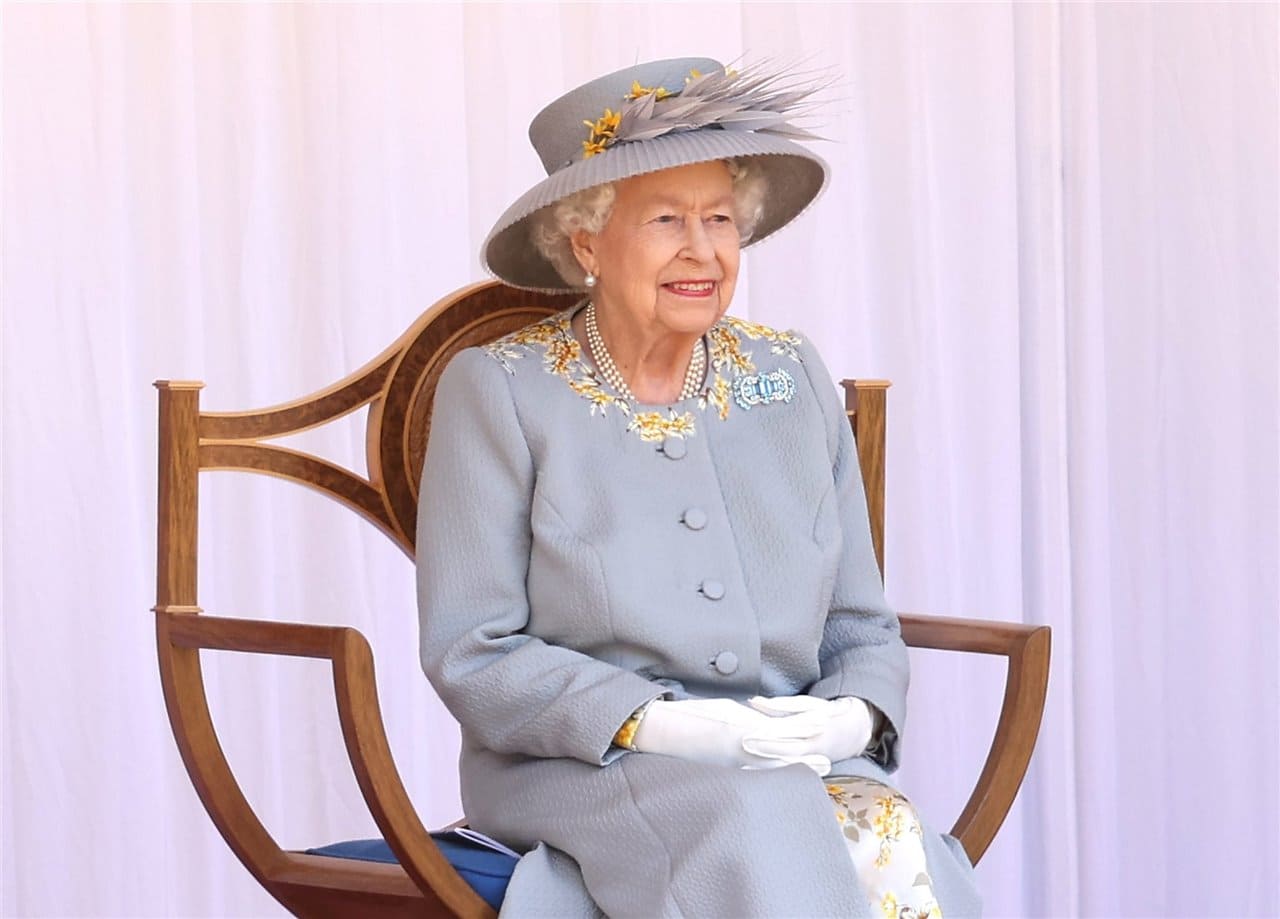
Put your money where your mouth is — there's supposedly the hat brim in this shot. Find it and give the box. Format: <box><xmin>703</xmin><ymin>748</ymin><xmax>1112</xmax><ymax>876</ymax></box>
<box><xmin>482</xmin><ymin>130</ymin><xmax>829</xmax><ymax>292</ymax></box>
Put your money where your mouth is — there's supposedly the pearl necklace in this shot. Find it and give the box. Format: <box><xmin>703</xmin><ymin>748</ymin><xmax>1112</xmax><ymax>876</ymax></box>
<box><xmin>585</xmin><ymin>302</ymin><xmax>706</xmax><ymax>403</ymax></box>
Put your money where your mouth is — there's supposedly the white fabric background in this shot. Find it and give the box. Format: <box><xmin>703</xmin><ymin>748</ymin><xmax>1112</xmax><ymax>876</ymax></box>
<box><xmin>3</xmin><ymin>3</ymin><xmax>1277</xmax><ymax>917</ymax></box>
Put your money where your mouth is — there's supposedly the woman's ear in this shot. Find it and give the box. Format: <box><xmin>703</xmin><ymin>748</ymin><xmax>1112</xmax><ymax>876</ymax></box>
<box><xmin>569</xmin><ymin>229</ymin><xmax>598</xmax><ymax>278</ymax></box>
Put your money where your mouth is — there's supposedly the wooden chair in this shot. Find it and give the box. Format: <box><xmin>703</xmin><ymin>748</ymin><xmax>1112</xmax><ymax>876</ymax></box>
<box><xmin>155</xmin><ymin>280</ymin><xmax>1050</xmax><ymax>918</ymax></box>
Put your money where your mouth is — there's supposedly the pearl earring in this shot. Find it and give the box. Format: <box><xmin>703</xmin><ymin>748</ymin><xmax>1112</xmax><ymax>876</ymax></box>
<box><xmin>584</xmin><ymin>272</ymin><xmax>597</xmax><ymax>289</ymax></box>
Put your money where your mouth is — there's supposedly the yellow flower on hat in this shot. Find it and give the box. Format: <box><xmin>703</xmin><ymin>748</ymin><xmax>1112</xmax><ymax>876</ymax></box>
<box><xmin>582</xmin><ymin>107</ymin><xmax>623</xmax><ymax>158</ymax></box>
<box><xmin>594</xmin><ymin>108</ymin><xmax>621</xmax><ymax>136</ymax></box>
<box><xmin>626</xmin><ymin>80</ymin><xmax>671</xmax><ymax>101</ymax></box>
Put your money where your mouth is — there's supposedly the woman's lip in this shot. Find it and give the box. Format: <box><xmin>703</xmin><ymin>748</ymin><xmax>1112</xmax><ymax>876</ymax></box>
<box><xmin>662</xmin><ymin>281</ymin><xmax>718</xmax><ymax>297</ymax></box>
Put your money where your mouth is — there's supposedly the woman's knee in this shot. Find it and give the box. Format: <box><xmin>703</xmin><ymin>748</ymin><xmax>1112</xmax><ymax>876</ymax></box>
<box><xmin>621</xmin><ymin>756</ymin><xmax>839</xmax><ymax>848</ymax></box>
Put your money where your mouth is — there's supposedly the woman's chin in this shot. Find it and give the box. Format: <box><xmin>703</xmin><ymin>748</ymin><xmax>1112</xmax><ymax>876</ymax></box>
<box><xmin>657</xmin><ymin>288</ymin><xmax>730</xmax><ymax>330</ymax></box>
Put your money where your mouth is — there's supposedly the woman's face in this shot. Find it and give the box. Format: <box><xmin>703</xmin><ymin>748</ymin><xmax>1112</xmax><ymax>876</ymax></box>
<box><xmin>575</xmin><ymin>161</ymin><xmax>741</xmax><ymax>339</ymax></box>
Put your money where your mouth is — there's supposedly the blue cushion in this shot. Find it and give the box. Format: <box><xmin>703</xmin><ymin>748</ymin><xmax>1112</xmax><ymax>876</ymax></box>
<box><xmin>306</xmin><ymin>831</ymin><xmax>517</xmax><ymax>911</ymax></box>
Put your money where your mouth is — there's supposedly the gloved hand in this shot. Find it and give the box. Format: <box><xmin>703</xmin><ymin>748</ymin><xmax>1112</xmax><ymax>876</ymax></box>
<box><xmin>630</xmin><ymin>698</ymin><xmax>832</xmax><ymax>774</ymax></box>
<box><xmin>741</xmin><ymin>695</ymin><xmax>875</xmax><ymax>772</ymax></box>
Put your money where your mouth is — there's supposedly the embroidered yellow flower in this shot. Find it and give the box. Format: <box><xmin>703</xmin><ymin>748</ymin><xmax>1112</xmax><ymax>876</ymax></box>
<box><xmin>880</xmin><ymin>892</ymin><xmax>899</xmax><ymax>919</ymax></box>
<box><xmin>511</xmin><ymin>322</ymin><xmax>560</xmax><ymax>347</ymax></box>
<box><xmin>627</xmin><ymin>410</ymin><xmax>696</xmax><ymax>443</ymax></box>
<box><xmin>724</xmin><ymin>316</ymin><xmax>803</xmax><ymax>361</ymax></box>
<box><xmin>727</xmin><ymin>317</ymin><xmax>784</xmax><ymax>341</ymax></box>
<box><xmin>486</xmin><ymin>315</ymin><xmax>575</xmax><ymax>377</ymax></box>
<box><xmin>707</xmin><ymin>325</ymin><xmax>755</xmax><ymax>374</ymax></box>
<box><xmin>568</xmin><ymin>377</ymin><xmax>628</xmax><ymax>416</ymax></box>
<box><xmin>702</xmin><ymin>375</ymin><xmax>732</xmax><ymax>421</ymax></box>
<box><xmin>546</xmin><ymin>337</ymin><xmax>581</xmax><ymax>377</ymax></box>
<box><xmin>482</xmin><ymin>309</ymin><xmax>804</xmax><ymax>443</ymax></box>
<box><xmin>484</xmin><ymin>342</ymin><xmax>524</xmax><ymax>372</ymax></box>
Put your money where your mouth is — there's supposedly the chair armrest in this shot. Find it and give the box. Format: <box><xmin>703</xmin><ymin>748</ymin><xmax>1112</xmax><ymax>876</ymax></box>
<box><xmin>157</xmin><ymin>612</ymin><xmax>493</xmax><ymax>919</ymax></box>
<box><xmin>897</xmin><ymin>613</ymin><xmax>1051</xmax><ymax>865</ymax></box>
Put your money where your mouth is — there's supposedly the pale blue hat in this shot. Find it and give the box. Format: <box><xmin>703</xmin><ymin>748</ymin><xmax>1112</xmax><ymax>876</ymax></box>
<box><xmin>483</xmin><ymin>57</ymin><xmax>830</xmax><ymax>292</ymax></box>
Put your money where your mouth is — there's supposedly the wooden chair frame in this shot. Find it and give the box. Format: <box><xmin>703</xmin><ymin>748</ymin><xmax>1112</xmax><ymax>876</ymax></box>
<box><xmin>155</xmin><ymin>280</ymin><xmax>1049</xmax><ymax>918</ymax></box>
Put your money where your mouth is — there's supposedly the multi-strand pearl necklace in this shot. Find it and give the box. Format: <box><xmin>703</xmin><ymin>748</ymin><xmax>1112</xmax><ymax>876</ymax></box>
<box><xmin>585</xmin><ymin>302</ymin><xmax>706</xmax><ymax>403</ymax></box>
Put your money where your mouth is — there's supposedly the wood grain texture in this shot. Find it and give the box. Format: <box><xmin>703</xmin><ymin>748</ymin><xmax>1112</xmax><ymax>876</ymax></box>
<box><xmin>156</xmin><ymin>612</ymin><xmax>294</xmax><ymax>911</ymax></box>
<box><xmin>331</xmin><ymin>626</ymin><xmax>493</xmax><ymax>919</ymax></box>
<box><xmin>199</xmin><ymin>442</ymin><xmax>406</xmax><ymax>553</ymax></box>
<box><xmin>198</xmin><ymin>353</ymin><xmax>396</xmax><ymax>442</ymax></box>
<box><xmin>900</xmin><ymin>613</ymin><xmax>1052</xmax><ymax>863</ymax></box>
<box><xmin>162</xmin><ymin>613</ymin><xmax>491</xmax><ymax>918</ymax></box>
<box><xmin>372</xmin><ymin>283</ymin><xmax>576</xmax><ymax>549</ymax></box>
<box><xmin>841</xmin><ymin>379</ymin><xmax>889</xmax><ymax>580</ymax></box>
<box><xmin>155</xmin><ymin>383</ymin><xmax>203</xmax><ymax>609</ymax></box>
<box><xmin>155</xmin><ymin>281</ymin><xmax>1049</xmax><ymax>916</ymax></box>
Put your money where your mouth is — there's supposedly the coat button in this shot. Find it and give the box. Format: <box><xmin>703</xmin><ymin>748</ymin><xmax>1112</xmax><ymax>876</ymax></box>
<box><xmin>712</xmin><ymin>651</ymin><xmax>739</xmax><ymax>675</ymax></box>
<box><xmin>682</xmin><ymin>507</ymin><xmax>708</xmax><ymax>530</ymax></box>
<box><xmin>699</xmin><ymin>579</ymin><xmax>725</xmax><ymax>600</ymax></box>
<box><xmin>661</xmin><ymin>436</ymin><xmax>687</xmax><ymax>460</ymax></box>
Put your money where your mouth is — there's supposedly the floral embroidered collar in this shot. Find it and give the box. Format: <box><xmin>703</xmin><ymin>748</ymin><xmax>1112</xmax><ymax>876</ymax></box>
<box><xmin>484</xmin><ymin>308</ymin><xmax>803</xmax><ymax>443</ymax></box>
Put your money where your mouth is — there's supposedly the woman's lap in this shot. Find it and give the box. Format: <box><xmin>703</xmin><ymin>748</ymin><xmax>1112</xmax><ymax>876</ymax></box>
<box><xmin>468</xmin><ymin>750</ymin><xmax>980</xmax><ymax>918</ymax></box>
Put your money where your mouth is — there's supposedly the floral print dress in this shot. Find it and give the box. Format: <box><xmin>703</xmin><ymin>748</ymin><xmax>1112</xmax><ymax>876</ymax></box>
<box><xmin>826</xmin><ymin>776</ymin><xmax>944</xmax><ymax>918</ymax></box>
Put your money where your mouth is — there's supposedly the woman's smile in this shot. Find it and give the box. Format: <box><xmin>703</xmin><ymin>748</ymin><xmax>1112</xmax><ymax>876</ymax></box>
<box><xmin>663</xmin><ymin>280</ymin><xmax>718</xmax><ymax>298</ymax></box>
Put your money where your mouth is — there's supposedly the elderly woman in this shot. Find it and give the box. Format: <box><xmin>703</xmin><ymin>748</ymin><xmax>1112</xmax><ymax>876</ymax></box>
<box><xmin>417</xmin><ymin>58</ymin><xmax>980</xmax><ymax>918</ymax></box>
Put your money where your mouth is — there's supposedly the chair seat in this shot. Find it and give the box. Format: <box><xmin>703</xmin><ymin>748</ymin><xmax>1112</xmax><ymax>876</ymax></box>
<box><xmin>306</xmin><ymin>832</ymin><xmax>517</xmax><ymax>911</ymax></box>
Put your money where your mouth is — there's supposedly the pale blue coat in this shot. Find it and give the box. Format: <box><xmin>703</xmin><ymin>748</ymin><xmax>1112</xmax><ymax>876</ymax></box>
<box><xmin>416</xmin><ymin>309</ymin><xmax>981</xmax><ymax>917</ymax></box>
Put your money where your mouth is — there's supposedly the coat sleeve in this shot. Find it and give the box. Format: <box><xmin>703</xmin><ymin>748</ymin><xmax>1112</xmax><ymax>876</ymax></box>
<box><xmin>797</xmin><ymin>339</ymin><xmax>910</xmax><ymax>771</ymax></box>
<box><xmin>416</xmin><ymin>348</ymin><xmax>667</xmax><ymax>766</ymax></box>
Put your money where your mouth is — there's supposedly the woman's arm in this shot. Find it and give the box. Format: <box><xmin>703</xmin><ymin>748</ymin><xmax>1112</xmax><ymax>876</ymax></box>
<box><xmin>798</xmin><ymin>338</ymin><xmax>910</xmax><ymax>771</ymax></box>
<box><xmin>416</xmin><ymin>348</ymin><xmax>665</xmax><ymax>766</ymax></box>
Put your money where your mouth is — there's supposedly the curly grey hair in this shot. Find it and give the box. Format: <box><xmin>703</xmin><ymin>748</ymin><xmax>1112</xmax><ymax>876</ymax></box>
<box><xmin>529</xmin><ymin>158</ymin><xmax>768</xmax><ymax>289</ymax></box>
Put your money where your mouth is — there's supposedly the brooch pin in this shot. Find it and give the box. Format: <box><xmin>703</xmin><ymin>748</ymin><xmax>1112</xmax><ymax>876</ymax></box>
<box><xmin>732</xmin><ymin>368</ymin><xmax>796</xmax><ymax>410</ymax></box>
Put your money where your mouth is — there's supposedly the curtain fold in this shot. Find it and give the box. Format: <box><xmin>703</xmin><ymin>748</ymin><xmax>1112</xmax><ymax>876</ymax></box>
<box><xmin>3</xmin><ymin>3</ymin><xmax>1276</xmax><ymax>916</ymax></box>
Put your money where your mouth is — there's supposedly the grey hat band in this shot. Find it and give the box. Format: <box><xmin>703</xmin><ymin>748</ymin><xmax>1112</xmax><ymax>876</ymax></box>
<box><xmin>483</xmin><ymin>57</ymin><xmax>830</xmax><ymax>292</ymax></box>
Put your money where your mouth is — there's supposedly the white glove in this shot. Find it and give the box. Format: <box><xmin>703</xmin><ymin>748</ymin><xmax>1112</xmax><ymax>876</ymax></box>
<box><xmin>742</xmin><ymin>695</ymin><xmax>876</xmax><ymax>773</ymax></box>
<box><xmin>630</xmin><ymin>698</ymin><xmax>832</xmax><ymax>774</ymax></box>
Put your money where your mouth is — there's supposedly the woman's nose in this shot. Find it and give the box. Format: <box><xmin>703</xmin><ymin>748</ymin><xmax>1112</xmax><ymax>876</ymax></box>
<box><xmin>680</xmin><ymin>218</ymin><xmax>715</xmax><ymax>262</ymax></box>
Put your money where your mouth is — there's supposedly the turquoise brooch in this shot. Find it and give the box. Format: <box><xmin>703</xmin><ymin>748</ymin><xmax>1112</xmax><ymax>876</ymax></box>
<box><xmin>732</xmin><ymin>368</ymin><xmax>796</xmax><ymax>410</ymax></box>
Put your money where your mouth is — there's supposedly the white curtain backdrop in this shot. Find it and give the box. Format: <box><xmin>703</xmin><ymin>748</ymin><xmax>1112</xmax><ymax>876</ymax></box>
<box><xmin>3</xmin><ymin>3</ymin><xmax>1277</xmax><ymax>917</ymax></box>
